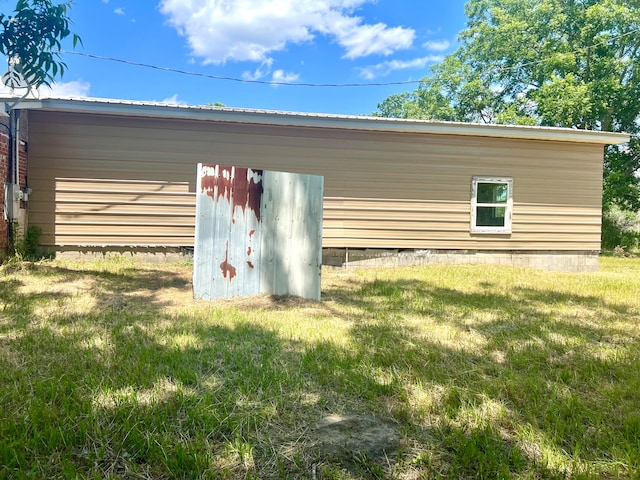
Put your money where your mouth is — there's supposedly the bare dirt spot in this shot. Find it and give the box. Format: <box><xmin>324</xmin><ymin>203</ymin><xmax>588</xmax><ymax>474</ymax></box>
<box><xmin>310</xmin><ymin>414</ymin><xmax>400</xmax><ymax>467</ymax></box>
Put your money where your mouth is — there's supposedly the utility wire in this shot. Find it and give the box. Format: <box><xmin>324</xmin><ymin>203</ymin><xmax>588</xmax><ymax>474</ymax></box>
<box><xmin>60</xmin><ymin>50</ymin><xmax>422</xmax><ymax>87</ymax></box>
<box><xmin>60</xmin><ymin>27</ymin><xmax>640</xmax><ymax>88</ymax></box>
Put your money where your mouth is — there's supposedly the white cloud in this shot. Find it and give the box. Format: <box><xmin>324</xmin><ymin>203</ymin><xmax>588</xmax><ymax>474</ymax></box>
<box><xmin>44</xmin><ymin>80</ymin><xmax>92</xmax><ymax>98</ymax></box>
<box><xmin>423</xmin><ymin>40</ymin><xmax>450</xmax><ymax>52</ymax></box>
<box><xmin>114</xmin><ymin>7</ymin><xmax>125</xmax><ymax>15</ymax></box>
<box><xmin>271</xmin><ymin>69</ymin><xmax>299</xmax><ymax>84</ymax></box>
<box><xmin>241</xmin><ymin>59</ymin><xmax>274</xmax><ymax>81</ymax></box>
<box><xmin>0</xmin><ymin>83</ymin><xmax>19</xmax><ymax>96</ymax></box>
<box><xmin>0</xmin><ymin>80</ymin><xmax>91</xmax><ymax>98</ymax></box>
<box><xmin>320</xmin><ymin>10</ymin><xmax>414</xmax><ymax>59</ymax></box>
<box><xmin>159</xmin><ymin>0</ymin><xmax>415</xmax><ymax>64</ymax></box>
<box><xmin>159</xmin><ymin>94</ymin><xmax>187</xmax><ymax>105</ymax></box>
<box><xmin>241</xmin><ymin>62</ymin><xmax>299</xmax><ymax>85</ymax></box>
<box><xmin>357</xmin><ymin>55</ymin><xmax>442</xmax><ymax>80</ymax></box>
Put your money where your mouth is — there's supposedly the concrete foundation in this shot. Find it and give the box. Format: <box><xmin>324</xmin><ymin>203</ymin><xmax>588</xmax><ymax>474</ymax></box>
<box><xmin>52</xmin><ymin>246</ymin><xmax>195</xmax><ymax>264</ymax></box>
<box><xmin>322</xmin><ymin>248</ymin><xmax>600</xmax><ymax>272</ymax></box>
<box><xmin>50</xmin><ymin>246</ymin><xmax>600</xmax><ymax>272</ymax></box>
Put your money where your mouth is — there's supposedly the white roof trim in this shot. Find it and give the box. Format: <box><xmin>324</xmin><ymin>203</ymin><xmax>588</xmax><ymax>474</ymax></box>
<box><xmin>2</xmin><ymin>96</ymin><xmax>630</xmax><ymax>145</ymax></box>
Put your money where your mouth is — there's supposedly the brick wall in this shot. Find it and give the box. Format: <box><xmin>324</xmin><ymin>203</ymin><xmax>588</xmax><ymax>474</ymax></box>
<box><xmin>0</xmin><ymin>132</ymin><xmax>9</xmax><ymax>246</ymax></box>
<box><xmin>0</xmin><ymin>130</ymin><xmax>28</xmax><ymax>249</ymax></box>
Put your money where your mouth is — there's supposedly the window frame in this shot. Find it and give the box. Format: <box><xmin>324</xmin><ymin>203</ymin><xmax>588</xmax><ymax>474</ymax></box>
<box><xmin>471</xmin><ymin>176</ymin><xmax>513</xmax><ymax>234</ymax></box>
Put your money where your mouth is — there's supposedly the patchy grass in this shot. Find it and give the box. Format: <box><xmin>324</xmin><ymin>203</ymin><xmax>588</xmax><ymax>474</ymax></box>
<box><xmin>1</xmin><ymin>256</ymin><xmax>639</xmax><ymax>479</ymax></box>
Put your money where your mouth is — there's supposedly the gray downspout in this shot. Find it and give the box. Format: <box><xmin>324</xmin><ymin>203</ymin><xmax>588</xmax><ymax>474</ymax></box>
<box><xmin>1</xmin><ymin>115</ymin><xmax>10</xmax><ymax>248</ymax></box>
<box><xmin>5</xmin><ymin>93</ymin><xmax>30</xmax><ymax>248</ymax></box>
<box><xmin>13</xmin><ymin>109</ymin><xmax>19</xmax><ymax>189</ymax></box>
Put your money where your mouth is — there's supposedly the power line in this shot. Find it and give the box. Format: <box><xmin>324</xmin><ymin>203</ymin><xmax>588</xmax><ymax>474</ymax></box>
<box><xmin>60</xmin><ymin>50</ymin><xmax>422</xmax><ymax>87</ymax></box>
<box><xmin>60</xmin><ymin>27</ymin><xmax>640</xmax><ymax>88</ymax></box>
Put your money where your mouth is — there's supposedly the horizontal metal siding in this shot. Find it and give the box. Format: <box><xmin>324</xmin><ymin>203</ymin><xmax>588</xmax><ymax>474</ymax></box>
<box><xmin>27</xmin><ymin>111</ymin><xmax>604</xmax><ymax>250</ymax></box>
<box><xmin>28</xmin><ymin>176</ymin><xmax>196</xmax><ymax>246</ymax></box>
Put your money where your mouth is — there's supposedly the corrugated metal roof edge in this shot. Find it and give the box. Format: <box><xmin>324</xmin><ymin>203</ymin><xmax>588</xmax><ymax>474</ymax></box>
<box><xmin>2</xmin><ymin>96</ymin><xmax>630</xmax><ymax>145</ymax></box>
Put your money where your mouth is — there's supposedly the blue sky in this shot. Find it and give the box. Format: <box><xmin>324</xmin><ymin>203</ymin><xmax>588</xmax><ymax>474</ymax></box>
<box><xmin>2</xmin><ymin>0</ymin><xmax>469</xmax><ymax>115</ymax></box>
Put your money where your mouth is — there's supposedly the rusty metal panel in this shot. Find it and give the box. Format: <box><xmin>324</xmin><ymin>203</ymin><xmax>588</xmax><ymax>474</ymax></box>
<box><xmin>193</xmin><ymin>164</ymin><xmax>263</xmax><ymax>300</ymax></box>
<box><xmin>193</xmin><ymin>164</ymin><xmax>323</xmax><ymax>301</ymax></box>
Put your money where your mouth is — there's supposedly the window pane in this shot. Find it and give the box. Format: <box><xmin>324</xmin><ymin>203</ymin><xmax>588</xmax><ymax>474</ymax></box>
<box><xmin>476</xmin><ymin>206</ymin><xmax>506</xmax><ymax>227</ymax></box>
<box><xmin>477</xmin><ymin>183</ymin><xmax>508</xmax><ymax>203</ymax></box>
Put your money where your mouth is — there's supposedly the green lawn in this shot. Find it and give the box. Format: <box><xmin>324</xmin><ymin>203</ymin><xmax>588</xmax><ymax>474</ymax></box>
<box><xmin>1</xmin><ymin>256</ymin><xmax>639</xmax><ymax>479</ymax></box>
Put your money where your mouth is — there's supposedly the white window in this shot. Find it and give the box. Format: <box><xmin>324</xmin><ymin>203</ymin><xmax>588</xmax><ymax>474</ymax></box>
<box><xmin>471</xmin><ymin>177</ymin><xmax>513</xmax><ymax>234</ymax></box>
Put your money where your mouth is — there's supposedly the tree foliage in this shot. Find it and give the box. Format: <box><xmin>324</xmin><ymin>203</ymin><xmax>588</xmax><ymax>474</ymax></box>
<box><xmin>604</xmin><ymin>138</ymin><xmax>640</xmax><ymax>210</ymax></box>
<box><xmin>376</xmin><ymin>0</ymin><xmax>640</xmax><ymax>212</ymax></box>
<box><xmin>0</xmin><ymin>0</ymin><xmax>80</xmax><ymax>88</ymax></box>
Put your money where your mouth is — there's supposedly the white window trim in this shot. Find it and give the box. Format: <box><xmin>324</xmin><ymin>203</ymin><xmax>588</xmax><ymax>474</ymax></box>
<box><xmin>471</xmin><ymin>176</ymin><xmax>513</xmax><ymax>234</ymax></box>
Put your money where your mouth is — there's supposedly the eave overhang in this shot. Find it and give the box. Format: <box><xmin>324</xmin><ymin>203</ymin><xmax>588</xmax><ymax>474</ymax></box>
<box><xmin>2</xmin><ymin>96</ymin><xmax>631</xmax><ymax>145</ymax></box>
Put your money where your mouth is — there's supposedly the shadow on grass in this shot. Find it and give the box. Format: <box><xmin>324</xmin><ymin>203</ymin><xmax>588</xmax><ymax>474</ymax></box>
<box><xmin>320</xmin><ymin>275</ymin><xmax>640</xmax><ymax>477</ymax></box>
<box><xmin>0</xmin><ymin>262</ymin><xmax>190</xmax><ymax>320</ymax></box>
<box><xmin>1</xmin><ymin>262</ymin><xmax>639</xmax><ymax>478</ymax></box>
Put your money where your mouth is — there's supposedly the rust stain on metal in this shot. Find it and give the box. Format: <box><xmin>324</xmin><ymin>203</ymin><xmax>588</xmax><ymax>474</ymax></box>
<box><xmin>220</xmin><ymin>241</ymin><xmax>237</xmax><ymax>281</ymax></box>
<box><xmin>249</xmin><ymin>229</ymin><xmax>256</xmax><ymax>238</ymax></box>
<box><xmin>246</xmin><ymin>261</ymin><xmax>255</xmax><ymax>269</ymax></box>
<box><xmin>248</xmin><ymin>174</ymin><xmax>263</xmax><ymax>222</ymax></box>
<box><xmin>231</xmin><ymin>168</ymin><xmax>263</xmax><ymax>223</ymax></box>
<box><xmin>200</xmin><ymin>166</ymin><xmax>263</xmax><ymax>223</ymax></box>
<box><xmin>201</xmin><ymin>165</ymin><xmax>233</xmax><ymax>202</ymax></box>
<box><xmin>247</xmin><ymin>246</ymin><xmax>252</xmax><ymax>256</ymax></box>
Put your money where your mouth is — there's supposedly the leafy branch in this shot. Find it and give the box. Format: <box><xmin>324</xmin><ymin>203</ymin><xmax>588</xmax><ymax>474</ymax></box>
<box><xmin>0</xmin><ymin>0</ymin><xmax>80</xmax><ymax>88</ymax></box>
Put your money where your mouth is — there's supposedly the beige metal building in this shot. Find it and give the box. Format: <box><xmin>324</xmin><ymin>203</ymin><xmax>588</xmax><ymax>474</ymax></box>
<box><xmin>4</xmin><ymin>97</ymin><xmax>630</xmax><ymax>271</ymax></box>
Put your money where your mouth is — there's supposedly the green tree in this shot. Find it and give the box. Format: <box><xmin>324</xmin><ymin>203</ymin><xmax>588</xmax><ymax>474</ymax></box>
<box><xmin>604</xmin><ymin>138</ymin><xmax>640</xmax><ymax>210</ymax></box>
<box><xmin>0</xmin><ymin>0</ymin><xmax>80</xmax><ymax>88</ymax></box>
<box><xmin>376</xmin><ymin>0</ymin><xmax>640</xmax><ymax>214</ymax></box>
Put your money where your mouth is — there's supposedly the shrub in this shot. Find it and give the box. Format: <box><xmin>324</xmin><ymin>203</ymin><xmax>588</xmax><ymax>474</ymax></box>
<box><xmin>602</xmin><ymin>206</ymin><xmax>640</xmax><ymax>251</ymax></box>
<box><xmin>4</xmin><ymin>224</ymin><xmax>43</xmax><ymax>262</ymax></box>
